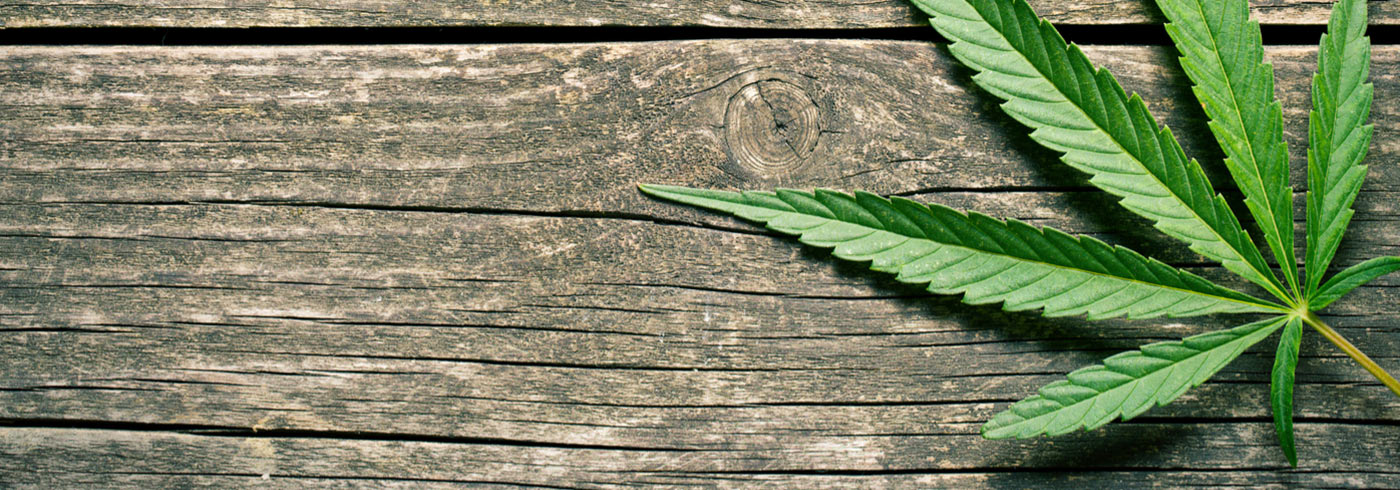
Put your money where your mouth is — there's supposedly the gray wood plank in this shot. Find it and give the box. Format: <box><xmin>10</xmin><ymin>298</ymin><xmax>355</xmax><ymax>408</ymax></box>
<box><xmin>4</xmin><ymin>427</ymin><xmax>1400</xmax><ymax>488</ymax></box>
<box><xmin>2</xmin><ymin>0</ymin><xmax>1397</xmax><ymax>28</ymax></box>
<box><xmin>6</xmin><ymin>43</ymin><xmax>1400</xmax><ymax>205</ymax></box>
<box><xmin>3</xmin><ymin>41</ymin><xmax>1399</xmax><ymax>485</ymax></box>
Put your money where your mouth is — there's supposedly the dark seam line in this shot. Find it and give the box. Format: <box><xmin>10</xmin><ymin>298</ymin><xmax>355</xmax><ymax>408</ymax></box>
<box><xmin>0</xmin><ymin>25</ymin><xmax>1395</xmax><ymax>46</ymax></box>
<box><xmin>0</xmin><ymin>418</ymin><xmax>709</xmax><ymax>452</ymax></box>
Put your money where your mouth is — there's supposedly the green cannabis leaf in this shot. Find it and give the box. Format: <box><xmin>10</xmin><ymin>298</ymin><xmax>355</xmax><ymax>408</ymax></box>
<box><xmin>637</xmin><ymin>186</ymin><xmax>1278</xmax><ymax>318</ymax></box>
<box><xmin>640</xmin><ymin>0</ymin><xmax>1399</xmax><ymax>466</ymax></box>
<box><xmin>921</xmin><ymin>0</ymin><xmax>1287</xmax><ymax>300</ymax></box>
<box><xmin>1272</xmin><ymin>316</ymin><xmax>1303</xmax><ymax>466</ymax></box>
<box><xmin>1156</xmin><ymin>0</ymin><xmax>1298</xmax><ymax>298</ymax></box>
<box><xmin>1307</xmin><ymin>0</ymin><xmax>1375</xmax><ymax>296</ymax></box>
<box><xmin>986</xmin><ymin>316</ymin><xmax>1290</xmax><ymax>439</ymax></box>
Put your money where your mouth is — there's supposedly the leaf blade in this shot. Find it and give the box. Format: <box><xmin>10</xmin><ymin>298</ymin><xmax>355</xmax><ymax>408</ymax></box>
<box><xmin>640</xmin><ymin>184</ymin><xmax>1281</xmax><ymax>320</ymax></box>
<box><xmin>1310</xmin><ymin>256</ymin><xmax>1400</xmax><ymax>310</ymax></box>
<box><xmin>1271</xmin><ymin>316</ymin><xmax>1303</xmax><ymax>467</ymax></box>
<box><xmin>1307</xmin><ymin>0</ymin><xmax>1374</xmax><ymax>294</ymax></box>
<box><xmin>910</xmin><ymin>0</ymin><xmax>1288</xmax><ymax>301</ymax></box>
<box><xmin>983</xmin><ymin>316</ymin><xmax>1289</xmax><ymax>439</ymax></box>
<box><xmin>1154</xmin><ymin>0</ymin><xmax>1298</xmax><ymax>296</ymax></box>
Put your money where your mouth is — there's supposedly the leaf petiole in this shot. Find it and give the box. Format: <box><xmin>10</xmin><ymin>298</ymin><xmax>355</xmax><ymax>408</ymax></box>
<box><xmin>1302</xmin><ymin>311</ymin><xmax>1400</xmax><ymax>398</ymax></box>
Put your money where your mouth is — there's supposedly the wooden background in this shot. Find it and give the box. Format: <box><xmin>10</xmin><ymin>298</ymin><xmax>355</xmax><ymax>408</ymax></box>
<box><xmin>3</xmin><ymin>1</ymin><xmax>1399</xmax><ymax>488</ymax></box>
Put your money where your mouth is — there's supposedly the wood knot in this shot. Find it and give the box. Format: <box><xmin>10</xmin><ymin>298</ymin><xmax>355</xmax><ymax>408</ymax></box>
<box><xmin>723</xmin><ymin>75</ymin><xmax>822</xmax><ymax>179</ymax></box>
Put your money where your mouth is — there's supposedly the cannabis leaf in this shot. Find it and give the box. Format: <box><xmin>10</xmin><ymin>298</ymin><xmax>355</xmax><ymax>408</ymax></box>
<box><xmin>1155</xmin><ymin>0</ymin><xmax>1298</xmax><ymax>297</ymax></box>
<box><xmin>1312</xmin><ymin>256</ymin><xmax>1400</xmax><ymax>310</ymax></box>
<box><xmin>641</xmin><ymin>0</ymin><xmax>1400</xmax><ymax>466</ymax></box>
<box><xmin>1307</xmin><ymin>0</ymin><xmax>1375</xmax><ymax>295</ymax></box>
<box><xmin>985</xmin><ymin>316</ymin><xmax>1289</xmax><ymax>439</ymax></box>
<box><xmin>638</xmin><ymin>185</ymin><xmax>1279</xmax><ymax>319</ymax></box>
<box><xmin>1271</xmin><ymin>316</ymin><xmax>1303</xmax><ymax>466</ymax></box>
<box><xmin>912</xmin><ymin>0</ymin><xmax>1288</xmax><ymax>301</ymax></box>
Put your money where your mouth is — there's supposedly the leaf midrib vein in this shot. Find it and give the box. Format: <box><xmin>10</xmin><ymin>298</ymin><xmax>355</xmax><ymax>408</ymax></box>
<box><xmin>786</xmin><ymin>210</ymin><xmax>1282</xmax><ymax>313</ymax></box>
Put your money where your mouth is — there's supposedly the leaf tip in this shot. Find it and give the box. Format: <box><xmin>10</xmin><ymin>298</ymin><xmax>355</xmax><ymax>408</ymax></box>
<box><xmin>637</xmin><ymin>183</ymin><xmax>681</xmax><ymax>199</ymax></box>
<box><xmin>978</xmin><ymin>421</ymin><xmax>1008</xmax><ymax>440</ymax></box>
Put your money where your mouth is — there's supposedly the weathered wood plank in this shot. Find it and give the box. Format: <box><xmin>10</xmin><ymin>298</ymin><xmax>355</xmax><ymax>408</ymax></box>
<box><xmin>3</xmin><ymin>41</ymin><xmax>1399</xmax><ymax>485</ymax></box>
<box><xmin>2</xmin><ymin>0</ymin><xmax>1397</xmax><ymax>28</ymax></box>
<box><xmin>2</xmin><ymin>201</ymin><xmax>1397</xmax><ymax>419</ymax></box>
<box><xmin>5</xmin><ymin>43</ymin><xmax>1400</xmax><ymax>206</ymax></box>
<box><xmin>3</xmin><ymin>427</ymin><xmax>1399</xmax><ymax>488</ymax></box>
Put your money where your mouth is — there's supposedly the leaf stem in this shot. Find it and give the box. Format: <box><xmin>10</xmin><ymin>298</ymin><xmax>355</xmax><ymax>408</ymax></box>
<box><xmin>1301</xmin><ymin>311</ymin><xmax>1400</xmax><ymax>398</ymax></box>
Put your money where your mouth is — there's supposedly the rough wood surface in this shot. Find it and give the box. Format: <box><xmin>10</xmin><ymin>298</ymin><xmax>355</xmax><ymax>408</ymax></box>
<box><xmin>2</xmin><ymin>0</ymin><xmax>1398</xmax><ymax>28</ymax></box>
<box><xmin>3</xmin><ymin>41</ymin><xmax>1399</xmax><ymax>487</ymax></box>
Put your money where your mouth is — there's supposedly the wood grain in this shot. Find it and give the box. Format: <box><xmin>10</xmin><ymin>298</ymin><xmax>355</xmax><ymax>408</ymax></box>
<box><xmin>5</xmin><ymin>427</ymin><xmax>1399</xmax><ymax>488</ymax></box>
<box><xmin>3</xmin><ymin>41</ymin><xmax>1399</xmax><ymax>486</ymax></box>
<box><xmin>2</xmin><ymin>0</ymin><xmax>1398</xmax><ymax>28</ymax></box>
